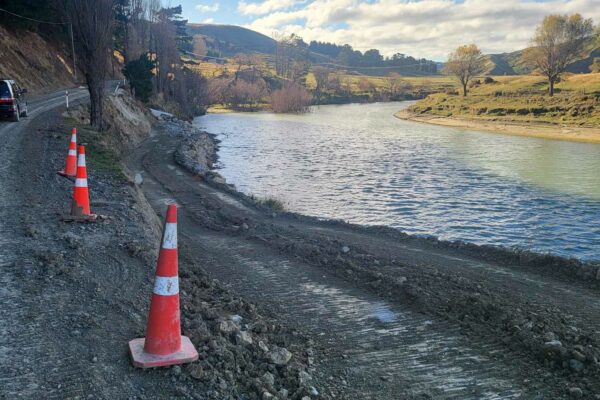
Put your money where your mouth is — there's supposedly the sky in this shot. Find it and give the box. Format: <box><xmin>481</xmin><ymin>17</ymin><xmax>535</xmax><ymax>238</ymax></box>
<box><xmin>178</xmin><ymin>0</ymin><xmax>600</xmax><ymax>61</ymax></box>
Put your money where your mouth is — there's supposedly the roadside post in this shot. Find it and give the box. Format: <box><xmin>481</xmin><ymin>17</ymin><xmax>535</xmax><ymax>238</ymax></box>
<box><xmin>65</xmin><ymin>90</ymin><xmax>69</xmax><ymax>109</ymax></box>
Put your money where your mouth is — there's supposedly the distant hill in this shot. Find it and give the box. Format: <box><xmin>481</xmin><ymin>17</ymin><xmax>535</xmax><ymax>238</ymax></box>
<box><xmin>187</xmin><ymin>24</ymin><xmax>277</xmax><ymax>55</ymax></box>
<box><xmin>485</xmin><ymin>37</ymin><xmax>599</xmax><ymax>76</ymax></box>
<box><xmin>187</xmin><ymin>24</ymin><xmax>438</xmax><ymax>76</ymax></box>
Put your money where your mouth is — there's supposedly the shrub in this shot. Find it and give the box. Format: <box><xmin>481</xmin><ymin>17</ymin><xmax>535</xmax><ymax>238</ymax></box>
<box><xmin>484</xmin><ymin>77</ymin><xmax>496</xmax><ymax>84</ymax></box>
<box><xmin>271</xmin><ymin>83</ymin><xmax>312</xmax><ymax>113</ymax></box>
<box><xmin>250</xmin><ymin>195</ymin><xmax>285</xmax><ymax>210</ymax></box>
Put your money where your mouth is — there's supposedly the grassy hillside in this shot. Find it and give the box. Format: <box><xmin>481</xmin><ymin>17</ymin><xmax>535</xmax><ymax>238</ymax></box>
<box><xmin>408</xmin><ymin>73</ymin><xmax>600</xmax><ymax>126</ymax></box>
<box><xmin>485</xmin><ymin>36</ymin><xmax>600</xmax><ymax>76</ymax></box>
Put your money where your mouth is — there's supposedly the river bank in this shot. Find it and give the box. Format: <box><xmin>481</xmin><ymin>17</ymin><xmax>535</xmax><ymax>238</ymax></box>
<box><xmin>196</xmin><ymin>103</ymin><xmax>600</xmax><ymax>260</ymax></box>
<box><xmin>136</xmin><ymin>116</ymin><xmax>600</xmax><ymax>398</ymax></box>
<box><xmin>395</xmin><ymin>109</ymin><xmax>600</xmax><ymax>144</ymax></box>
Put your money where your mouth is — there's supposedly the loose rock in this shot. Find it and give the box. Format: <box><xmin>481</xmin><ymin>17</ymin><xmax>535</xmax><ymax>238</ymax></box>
<box><xmin>268</xmin><ymin>347</ymin><xmax>292</xmax><ymax>366</ymax></box>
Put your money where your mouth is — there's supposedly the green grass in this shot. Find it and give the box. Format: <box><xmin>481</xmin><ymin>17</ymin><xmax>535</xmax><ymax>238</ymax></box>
<box><xmin>408</xmin><ymin>73</ymin><xmax>600</xmax><ymax>126</ymax></box>
<box><xmin>64</xmin><ymin>118</ymin><xmax>128</xmax><ymax>181</ymax></box>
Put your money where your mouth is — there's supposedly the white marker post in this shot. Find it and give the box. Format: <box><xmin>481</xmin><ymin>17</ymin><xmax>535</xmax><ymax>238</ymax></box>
<box><xmin>65</xmin><ymin>90</ymin><xmax>69</xmax><ymax>109</ymax></box>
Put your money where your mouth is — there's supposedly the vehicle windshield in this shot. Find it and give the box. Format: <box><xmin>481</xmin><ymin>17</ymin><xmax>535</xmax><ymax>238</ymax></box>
<box><xmin>0</xmin><ymin>82</ymin><xmax>11</xmax><ymax>98</ymax></box>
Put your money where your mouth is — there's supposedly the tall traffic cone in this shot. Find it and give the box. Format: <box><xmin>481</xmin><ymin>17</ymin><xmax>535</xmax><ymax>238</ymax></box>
<box><xmin>129</xmin><ymin>204</ymin><xmax>198</xmax><ymax>368</ymax></box>
<box><xmin>58</xmin><ymin>128</ymin><xmax>77</xmax><ymax>177</ymax></box>
<box><xmin>63</xmin><ymin>145</ymin><xmax>97</xmax><ymax>222</ymax></box>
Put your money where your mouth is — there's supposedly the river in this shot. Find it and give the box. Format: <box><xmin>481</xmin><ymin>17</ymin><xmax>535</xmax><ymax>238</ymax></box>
<box><xmin>194</xmin><ymin>102</ymin><xmax>600</xmax><ymax>262</ymax></box>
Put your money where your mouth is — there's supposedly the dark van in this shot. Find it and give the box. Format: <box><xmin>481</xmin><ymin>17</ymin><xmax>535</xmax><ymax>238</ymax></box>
<box><xmin>0</xmin><ymin>79</ymin><xmax>28</xmax><ymax>122</ymax></box>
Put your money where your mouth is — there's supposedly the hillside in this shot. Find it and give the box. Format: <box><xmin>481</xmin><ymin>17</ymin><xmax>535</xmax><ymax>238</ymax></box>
<box><xmin>0</xmin><ymin>25</ymin><xmax>76</xmax><ymax>94</ymax></box>
<box><xmin>486</xmin><ymin>36</ymin><xmax>600</xmax><ymax>76</ymax></box>
<box><xmin>187</xmin><ymin>23</ymin><xmax>438</xmax><ymax>77</ymax></box>
<box><xmin>187</xmin><ymin>23</ymin><xmax>277</xmax><ymax>56</ymax></box>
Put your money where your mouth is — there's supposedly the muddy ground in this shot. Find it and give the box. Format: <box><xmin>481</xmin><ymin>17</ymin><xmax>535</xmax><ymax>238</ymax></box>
<box><xmin>0</xmin><ymin>94</ymin><xmax>323</xmax><ymax>400</ymax></box>
<box><xmin>1</xmin><ymin>90</ymin><xmax>600</xmax><ymax>400</ymax></box>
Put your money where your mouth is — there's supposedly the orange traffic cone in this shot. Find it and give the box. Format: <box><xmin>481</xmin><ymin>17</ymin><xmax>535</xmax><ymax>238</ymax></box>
<box><xmin>129</xmin><ymin>204</ymin><xmax>198</xmax><ymax>368</ymax></box>
<box><xmin>58</xmin><ymin>128</ymin><xmax>77</xmax><ymax>177</ymax></box>
<box><xmin>63</xmin><ymin>145</ymin><xmax>97</xmax><ymax>222</ymax></box>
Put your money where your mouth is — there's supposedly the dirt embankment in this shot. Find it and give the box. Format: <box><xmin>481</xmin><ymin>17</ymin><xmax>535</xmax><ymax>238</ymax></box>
<box><xmin>0</xmin><ymin>25</ymin><xmax>76</xmax><ymax>94</ymax></box>
<box><xmin>110</xmin><ymin>100</ymin><xmax>323</xmax><ymax>399</ymax></box>
<box><xmin>2</xmin><ymin>91</ymin><xmax>322</xmax><ymax>400</ymax></box>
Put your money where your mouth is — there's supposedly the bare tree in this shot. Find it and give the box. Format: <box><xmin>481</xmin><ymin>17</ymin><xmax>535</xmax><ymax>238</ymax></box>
<box><xmin>207</xmin><ymin>78</ymin><xmax>231</xmax><ymax>104</ymax></box>
<box><xmin>443</xmin><ymin>44</ymin><xmax>486</xmax><ymax>97</ymax></box>
<box><xmin>357</xmin><ymin>77</ymin><xmax>376</xmax><ymax>95</ymax></box>
<box><xmin>312</xmin><ymin>66</ymin><xmax>329</xmax><ymax>94</ymax></box>
<box><xmin>523</xmin><ymin>14</ymin><xmax>594</xmax><ymax>96</ymax></box>
<box><xmin>273</xmin><ymin>32</ymin><xmax>310</xmax><ymax>81</ymax></box>
<box><xmin>152</xmin><ymin>20</ymin><xmax>178</xmax><ymax>95</ymax></box>
<box><xmin>385</xmin><ymin>72</ymin><xmax>410</xmax><ymax>98</ymax></box>
<box><xmin>326</xmin><ymin>73</ymin><xmax>341</xmax><ymax>93</ymax></box>
<box><xmin>193</xmin><ymin>35</ymin><xmax>207</xmax><ymax>57</ymax></box>
<box><xmin>67</xmin><ymin>0</ymin><xmax>116</xmax><ymax>129</ymax></box>
<box><xmin>126</xmin><ymin>0</ymin><xmax>150</xmax><ymax>61</ymax></box>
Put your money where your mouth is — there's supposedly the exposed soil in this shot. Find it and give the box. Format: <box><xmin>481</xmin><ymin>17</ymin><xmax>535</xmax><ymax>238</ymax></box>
<box><xmin>0</xmin><ymin>25</ymin><xmax>76</xmax><ymax>94</ymax></box>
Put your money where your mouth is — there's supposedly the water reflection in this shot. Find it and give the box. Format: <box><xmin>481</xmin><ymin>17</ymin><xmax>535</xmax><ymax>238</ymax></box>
<box><xmin>195</xmin><ymin>102</ymin><xmax>600</xmax><ymax>261</ymax></box>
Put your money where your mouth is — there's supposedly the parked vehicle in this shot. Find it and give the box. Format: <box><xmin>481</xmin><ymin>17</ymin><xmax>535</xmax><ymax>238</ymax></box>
<box><xmin>0</xmin><ymin>79</ymin><xmax>28</xmax><ymax>122</ymax></box>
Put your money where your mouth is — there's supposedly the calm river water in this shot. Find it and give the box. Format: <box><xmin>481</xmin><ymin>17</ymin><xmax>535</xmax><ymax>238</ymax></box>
<box><xmin>194</xmin><ymin>102</ymin><xmax>600</xmax><ymax>261</ymax></box>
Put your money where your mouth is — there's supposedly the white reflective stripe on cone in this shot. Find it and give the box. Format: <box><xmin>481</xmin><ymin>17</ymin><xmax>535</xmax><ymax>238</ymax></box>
<box><xmin>68</xmin><ymin>150</ymin><xmax>77</xmax><ymax>156</ymax></box>
<box><xmin>71</xmin><ymin>135</ymin><xmax>76</xmax><ymax>142</ymax></box>
<box><xmin>75</xmin><ymin>178</ymin><xmax>88</xmax><ymax>187</ymax></box>
<box><xmin>153</xmin><ymin>276</ymin><xmax>179</xmax><ymax>296</ymax></box>
<box><xmin>77</xmin><ymin>155</ymin><xmax>86</xmax><ymax>167</ymax></box>
<box><xmin>162</xmin><ymin>223</ymin><xmax>177</xmax><ymax>249</ymax></box>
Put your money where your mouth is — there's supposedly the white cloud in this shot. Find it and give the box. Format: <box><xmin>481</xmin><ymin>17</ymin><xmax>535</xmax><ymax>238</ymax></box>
<box><xmin>243</xmin><ymin>0</ymin><xmax>600</xmax><ymax>60</ymax></box>
<box><xmin>195</xmin><ymin>3</ymin><xmax>219</xmax><ymax>12</ymax></box>
<box><xmin>202</xmin><ymin>18</ymin><xmax>215</xmax><ymax>23</ymax></box>
<box><xmin>238</xmin><ymin>0</ymin><xmax>304</xmax><ymax>15</ymax></box>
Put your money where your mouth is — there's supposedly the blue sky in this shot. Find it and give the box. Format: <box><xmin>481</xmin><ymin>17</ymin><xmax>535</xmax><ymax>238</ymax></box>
<box><xmin>178</xmin><ymin>0</ymin><xmax>599</xmax><ymax>61</ymax></box>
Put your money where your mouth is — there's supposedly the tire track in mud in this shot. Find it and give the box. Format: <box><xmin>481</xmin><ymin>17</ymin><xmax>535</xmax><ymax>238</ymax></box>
<box><xmin>186</xmin><ymin>231</ymin><xmax>524</xmax><ymax>399</ymax></box>
<box><xmin>134</xmin><ymin>136</ymin><xmax>539</xmax><ymax>399</ymax></box>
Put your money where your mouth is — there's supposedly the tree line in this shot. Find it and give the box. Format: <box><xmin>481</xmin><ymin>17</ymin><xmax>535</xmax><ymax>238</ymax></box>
<box><xmin>308</xmin><ymin>41</ymin><xmax>437</xmax><ymax>73</ymax></box>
